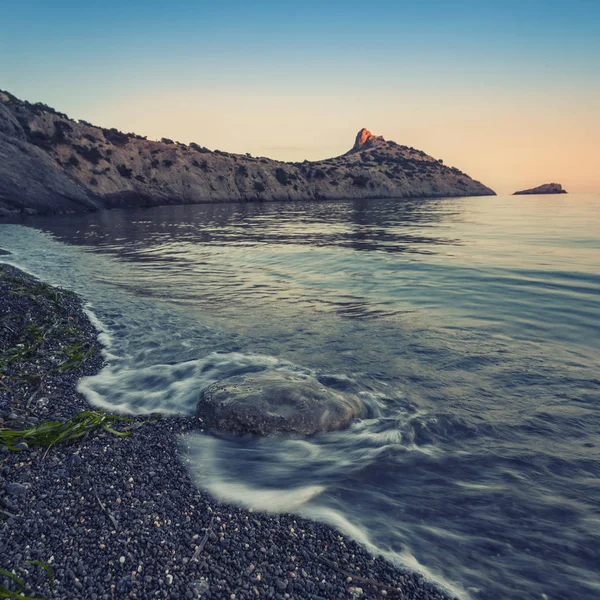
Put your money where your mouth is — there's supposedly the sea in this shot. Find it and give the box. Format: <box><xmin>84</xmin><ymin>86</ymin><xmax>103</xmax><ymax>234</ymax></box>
<box><xmin>1</xmin><ymin>193</ymin><xmax>599</xmax><ymax>600</ymax></box>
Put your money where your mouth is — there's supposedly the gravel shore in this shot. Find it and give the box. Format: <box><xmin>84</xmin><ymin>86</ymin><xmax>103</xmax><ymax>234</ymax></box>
<box><xmin>0</xmin><ymin>263</ymin><xmax>454</xmax><ymax>600</ymax></box>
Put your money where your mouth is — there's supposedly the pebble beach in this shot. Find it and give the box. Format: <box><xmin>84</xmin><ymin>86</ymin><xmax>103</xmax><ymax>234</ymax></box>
<box><xmin>0</xmin><ymin>263</ymin><xmax>453</xmax><ymax>600</ymax></box>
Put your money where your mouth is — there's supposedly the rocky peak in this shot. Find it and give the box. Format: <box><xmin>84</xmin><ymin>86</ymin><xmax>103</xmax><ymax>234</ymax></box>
<box><xmin>352</xmin><ymin>128</ymin><xmax>384</xmax><ymax>151</ymax></box>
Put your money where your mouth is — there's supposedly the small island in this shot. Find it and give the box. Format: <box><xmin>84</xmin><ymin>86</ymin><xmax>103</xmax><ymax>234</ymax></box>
<box><xmin>513</xmin><ymin>183</ymin><xmax>567</xmax><ymax>195</ymax></box>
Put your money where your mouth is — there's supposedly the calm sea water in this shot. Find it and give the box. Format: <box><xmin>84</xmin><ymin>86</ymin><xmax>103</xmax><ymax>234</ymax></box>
<box><xmin>1</xmin><ymin>194</ymin><xmax>599</xmax><ymax>599</ymax></box>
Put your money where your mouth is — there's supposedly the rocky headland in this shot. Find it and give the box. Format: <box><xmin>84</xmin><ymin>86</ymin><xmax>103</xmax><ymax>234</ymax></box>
<box><xmin>0</xmin><ymin>90</ymin><xmax>495</xmax><ymax>218</ymax></box>
<box><xmin>513</xmin><ymin>183</ymin><xmax>567</xmax><ymax>195</ymax></box>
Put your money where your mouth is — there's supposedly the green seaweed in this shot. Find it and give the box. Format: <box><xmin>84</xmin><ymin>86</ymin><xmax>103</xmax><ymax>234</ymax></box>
<box><xmin>0</xmin><ymin>410</ymin><xmax>135</xmax><ymax>451</ymax></box>
<box><xmin>26</xmin><ymin>562</ymin><xmax>54</xmax><ymax>592</ymax></box>
<box><xmin>0</xmin><ymin>309</ymin><xmax>93</xmax><ymax>387</ymax></box>
<box><xmin>0</xmin><ymin>560</ymin><xmax>53</xmax><ymax>599</ymax></box>
<box><xmin>53</xmin><ymin>342</ymin><xmax>95</xmax><ymax>373</ymax></box>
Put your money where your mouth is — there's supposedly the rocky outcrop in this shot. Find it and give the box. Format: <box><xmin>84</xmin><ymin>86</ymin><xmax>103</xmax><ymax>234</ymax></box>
<box><xmin>351</xmin><ymin>127</ymin><xmax>384</xmax><ymax>151</ymax></box>
<box><xmin>514</xmin><ymin>183</ymin><xmax>567</xmax><ymax>195</ymax></box>
<box><xmin>0</xmin><ymin>89</ymin><xmax>495</xmax><ymax>217</ymax></box>
<box><xmin>196</xmin><ymin>371</ymin><xmax>366</xmax><ymax>436</ymax></box>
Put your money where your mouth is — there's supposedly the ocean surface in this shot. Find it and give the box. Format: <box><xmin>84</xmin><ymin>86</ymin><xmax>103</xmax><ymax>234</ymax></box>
<box><xmin>1</xmin><ymin>193</ymin><xmax>599</xmax><ymax>599</ymax></box>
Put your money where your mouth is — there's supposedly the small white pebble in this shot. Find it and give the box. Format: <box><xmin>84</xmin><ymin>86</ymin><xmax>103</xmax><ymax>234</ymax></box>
<box><xmin>166</xmin><ymin>574</ymin><xmax>173</xmax><ymax>585</ymax></box>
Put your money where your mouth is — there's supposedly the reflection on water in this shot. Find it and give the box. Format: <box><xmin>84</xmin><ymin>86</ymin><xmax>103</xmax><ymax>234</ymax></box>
<box><xmin>53</xmin><ymin>197</ymin><xmax>459</xmax><ymax>252</ymax></box>
<box><xmin>2</xmin><ymin>193</ymin><xmax>600</xmax><ymax>600</ymax></box>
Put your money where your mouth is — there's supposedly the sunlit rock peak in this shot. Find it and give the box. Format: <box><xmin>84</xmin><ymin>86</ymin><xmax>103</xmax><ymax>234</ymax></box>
<box><xmin>352</xmin><ymin>128</ymin><xmax>385</xmax><ymax>151</ymax></box>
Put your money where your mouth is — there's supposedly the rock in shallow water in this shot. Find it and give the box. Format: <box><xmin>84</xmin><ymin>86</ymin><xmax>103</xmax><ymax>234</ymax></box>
<box><xmin>196</xmin><ymin>371</ymin><xmax>366</xmax><ymax>436</ymax></box>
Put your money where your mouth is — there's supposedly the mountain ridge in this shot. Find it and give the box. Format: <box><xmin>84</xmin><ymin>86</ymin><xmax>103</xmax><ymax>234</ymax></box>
<box><xmin>0</xmin><ymin>90</ymin><xmax>495</xmax><ymax>217</ymax></box>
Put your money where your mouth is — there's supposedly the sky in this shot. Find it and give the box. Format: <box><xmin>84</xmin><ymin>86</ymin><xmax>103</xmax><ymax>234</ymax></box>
<box><xmin>1</xmin><ymin>0</ymin><xmax>599</xmax><ymax>194</ymax></box>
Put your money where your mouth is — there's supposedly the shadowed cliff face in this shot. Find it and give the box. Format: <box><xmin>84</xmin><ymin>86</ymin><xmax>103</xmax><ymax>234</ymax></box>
<box><xmin>0</xmin><ymin>90</ymin><xmax>495</xmax><ymax>217</ymax></box>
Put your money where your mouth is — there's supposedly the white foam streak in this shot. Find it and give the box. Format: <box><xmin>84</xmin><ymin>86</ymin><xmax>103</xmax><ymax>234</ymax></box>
<box><xmin>208</xmin><ymin>480</ymin><xmax>325</xmax><ymax>513</ymax></box>
<box><xmin>183</xmin><ymin>432</ymin><xmax>469</xmax><ymax>600</ymax></box>
<box><xmin>183</xmin><ymin>435</ymin><xmax>325</xmax><ymax>512</ymax></box>
<box><xmin>83</xmin><ymin>306</ymin><xmax>117</xmax><ymax>359</ymax></box>
<box><xmin>78</xmin><ymin>351</ymin><xmax>296</xmax><ymax>415</ymax></box>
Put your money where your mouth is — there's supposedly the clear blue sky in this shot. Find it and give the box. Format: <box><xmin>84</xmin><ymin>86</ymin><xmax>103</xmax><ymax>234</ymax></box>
<box><xmin>1</xmin><ymin>1</ymin><xmax>599</xmax><ymax>192</ymax></box>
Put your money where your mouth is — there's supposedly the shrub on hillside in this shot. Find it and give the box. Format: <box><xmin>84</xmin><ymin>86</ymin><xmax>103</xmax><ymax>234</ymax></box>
<box><xmin>102</xmin><ymin>128</ymin><xmax>130</xmax><ymax>146</ymax></box>
<box><xmin>189</xmin><ymin>142</ymin><xmax>211</xmax><ymax>153</ymax></box>
<box><xmin>53</xmin><ymin>121</ymin><xmax>73</xmax><ymax>143</ymax></box>
<box><xmin>351</xmin><ymin>175</ymin><xmax>370</xmax><ymax>188</ymax></box>
<box><xmin>28</xmin><ymin>131</ymin><xmax>53</xmax><ymax>149</ymax></box>
<box><xmin>275</xmin><ymin>168</ymin><xmax>293</xmax><ymax>185</ymax></box>
<box><xmin>116</xmin><ymin>164</ymin><xmax>133</xmax><ymax>178</ymax></box>
<box><xmin>73</xmin><ymin>144</ymin><xmax>103</xmax><ymax>165</ymax></box>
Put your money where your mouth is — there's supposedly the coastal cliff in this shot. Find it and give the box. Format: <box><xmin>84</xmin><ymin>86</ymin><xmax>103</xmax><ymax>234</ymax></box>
<box><xmin>513</xmin><ymin>183</ymin><xmax>567</xmax><ymax>195</ymax></box>
<box><xmin>0</xmin><ymin>90</ymin><xmax>495</xmax><ymax>217</ymax></box>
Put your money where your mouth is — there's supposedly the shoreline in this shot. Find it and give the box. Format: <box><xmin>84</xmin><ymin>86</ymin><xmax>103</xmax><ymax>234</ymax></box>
<box><xmin>0</xmin><ymin>263</ymin><xmax>454</xmax><ymax>600</ymax></box>
<box><xmin>0</xmin><ymin>191</ymin><xmax>495</xmax><ymax>222</ymax></box>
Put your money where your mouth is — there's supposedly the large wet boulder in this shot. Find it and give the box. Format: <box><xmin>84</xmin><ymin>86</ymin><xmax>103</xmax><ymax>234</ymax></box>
<box><xmin>196</xmin><ymin>371</ymin><xmax>366</xmax><ymax>436</ymax></box>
